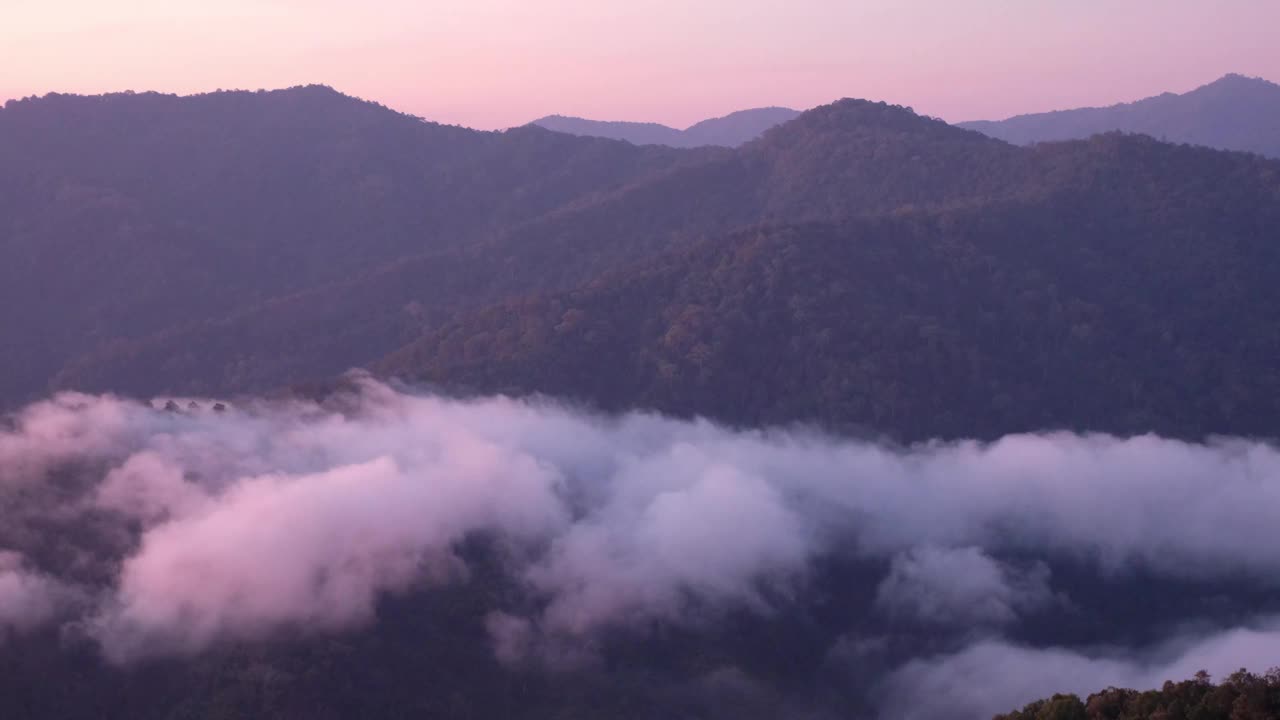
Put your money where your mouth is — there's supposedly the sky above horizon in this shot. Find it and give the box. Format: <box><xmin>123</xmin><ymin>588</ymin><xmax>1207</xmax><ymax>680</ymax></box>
<box><xmin>3</xmin><ymin>0</ymin><xmax>1278</xmax><ymax>130</ymax></box>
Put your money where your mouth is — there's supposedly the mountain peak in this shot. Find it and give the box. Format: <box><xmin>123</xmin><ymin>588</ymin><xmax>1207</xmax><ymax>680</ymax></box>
<box><xmin>760</xmin><ymin>98</ymin><xmax>990</xmax><ymax>148</ymax></box>
<box><xmin>821</xmin><ymin>97</ymin><xmax>919</xmax><ymax>117</ymax></box>
<box><xmin>795</xmin><ymin>98</ymin><xmax>948</xmax><ymax>128</ymax></box>
<box><xmin>1210</xmin><ymin>72</ymin><xmax>1275</xmax><ymax>87</ymax></box>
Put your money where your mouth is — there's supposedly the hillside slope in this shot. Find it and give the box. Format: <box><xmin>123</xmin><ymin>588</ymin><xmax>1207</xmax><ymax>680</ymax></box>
<box><xmin>53</xmin><ymin>100</ymin><xmax>1030</xmax><ymax>400</ymax></box>
<box><xmin>380</xmin><ymin>136</ymin><xmax>1280</xmax><ymax>441</ymax></box>
<box><xmin>0</xmin><ymin>86</ymin><xmax>698</xmax><ymax>406</ymax></box>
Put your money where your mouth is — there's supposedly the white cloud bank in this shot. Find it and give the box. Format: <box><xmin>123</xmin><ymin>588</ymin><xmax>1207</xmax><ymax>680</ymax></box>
<box><xmin>1</xmin><ymin>377</ymin><xmax>1279</xmax><ymax>715</ymax></box>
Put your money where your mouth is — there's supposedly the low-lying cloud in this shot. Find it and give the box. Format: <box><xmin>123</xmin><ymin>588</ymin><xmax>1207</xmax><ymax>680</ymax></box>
<box><xmin>874</xmin><ymin>546</ymin><xmax>1056</xmax><ymax>628</ymax></box>
<box><xmin>1</xmin><ymin>376</ymin><xmax>1279</xmax><ymax>717</ymax></box>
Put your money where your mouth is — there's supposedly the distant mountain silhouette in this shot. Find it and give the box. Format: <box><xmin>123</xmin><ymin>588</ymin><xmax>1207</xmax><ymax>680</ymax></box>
<box><xmin>530</xmin><ymin>106</ymin><xmax>801</xmax><ymax>147</ymax></box>
<box><xmin>960</xmin><ymin>73</ymin><xmax>1280</xmax><ymax>157</ymax></box>
<box><xmin>532</xmin><ymin>116</ymin><xmax>687</xmax><ymax>146</ymax></box>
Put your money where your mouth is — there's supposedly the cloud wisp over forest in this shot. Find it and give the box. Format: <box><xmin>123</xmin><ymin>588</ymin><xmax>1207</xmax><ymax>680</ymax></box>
<box><xmin>2</xmin><ymin>376</ymin><xmax>1279</xmax><ymax>718</ymax></box>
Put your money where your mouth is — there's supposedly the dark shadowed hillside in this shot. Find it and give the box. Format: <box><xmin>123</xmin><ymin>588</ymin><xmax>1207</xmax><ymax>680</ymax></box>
<box><xmin>531</xmin><ymin>106</ymin><xmax>801</xmax><ymax>147</ymax></box>
<box><xmin>960</xmin><ymin>74</ymin><xmax>1280</xmax><ymax>158</ymax></box>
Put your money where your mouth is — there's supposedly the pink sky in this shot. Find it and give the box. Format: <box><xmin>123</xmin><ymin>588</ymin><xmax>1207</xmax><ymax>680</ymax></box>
<box><xmin>3</xmin><ymin>0</ymin><xmax>1278</xmax><ymax>129</ymax></box>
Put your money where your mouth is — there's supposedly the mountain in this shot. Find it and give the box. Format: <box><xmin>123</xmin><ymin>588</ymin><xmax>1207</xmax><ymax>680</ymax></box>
<box><xmin>6</xmin><ymin>84</ymin><xmax>1280</xmax><ymax>720</ymax></box>
<box><xmin>530</xmin><ymin>106</ymin><xmax>801</xmax><ymax>147</ymax></box>
<box><xmin>960</xmin><ymin>73</ymin><xmax>1280</xmax><ymax>157</ymax></box>
<box><xmin>0</xmin><ymin>85</ymin><xmax>703</xmax><ymax>407</ymax></box>
<box><xmin>378</xmin><ymin>135</ymin><xmax>1280</xmax><ymax>442</ymax></box>
<box><xmin>47</xmin><ymin>100</ymin><xmax>1035</xmax><ymax>402</ymax></box>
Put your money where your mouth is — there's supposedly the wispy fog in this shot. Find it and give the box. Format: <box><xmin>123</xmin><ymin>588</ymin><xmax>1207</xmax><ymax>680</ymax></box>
<box><xmin>2</xmin><ymin>376</ymin><xmax>1278</xmax><ymax>718</ymax></box>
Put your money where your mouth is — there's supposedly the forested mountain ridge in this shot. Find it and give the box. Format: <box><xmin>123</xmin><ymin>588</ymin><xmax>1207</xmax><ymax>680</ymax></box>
<box><xmin>0</xmin><ymin>85</ymin><xmax>705</xmax><ymax>407</ymax></box>
<box><xmin>377</xmin><ymin>136</ymin><xmax>1280</xmax><ymax>441</ymax></box>
<box><xmin>961</xmin><ymin>73</ymin><xmax>1280</xmax><ymax>158</ymax></box>
<box><xmin>10</xmin><ymin>88</ymin><xmax>1280</xmax><ymax>449</ymax></box>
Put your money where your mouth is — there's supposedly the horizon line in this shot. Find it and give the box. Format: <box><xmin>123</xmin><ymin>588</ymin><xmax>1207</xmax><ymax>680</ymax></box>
<box><xmin>2</xmin><ymin>70</ymin><xmax>1275</xmax><ymax>133</ymax></box>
